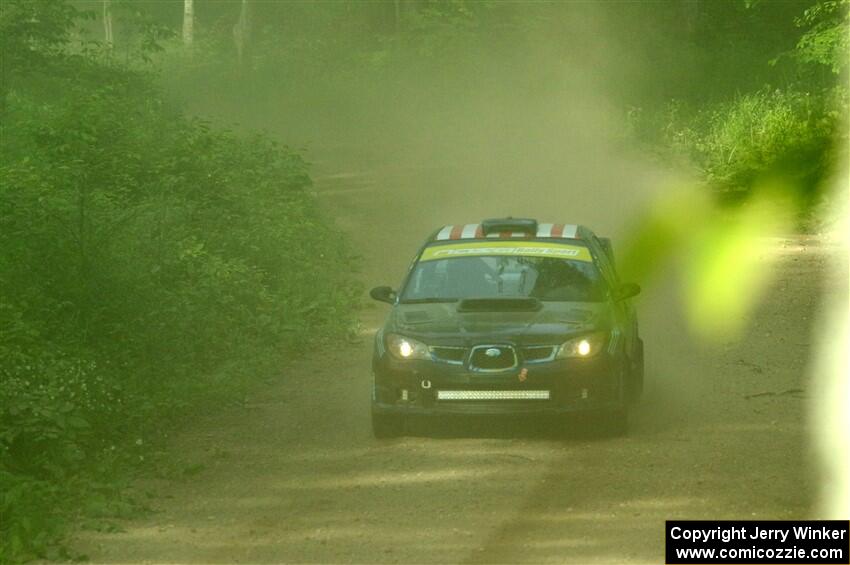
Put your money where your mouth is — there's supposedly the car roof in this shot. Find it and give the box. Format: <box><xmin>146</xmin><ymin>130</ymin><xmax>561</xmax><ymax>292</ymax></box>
<box><xmin>429</xmin><ymin>222</ymin><xmax>595</xmax><ymax>242</ymax></box>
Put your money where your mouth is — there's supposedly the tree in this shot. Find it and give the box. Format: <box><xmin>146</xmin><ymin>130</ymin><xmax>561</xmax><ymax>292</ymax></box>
<box><xmin>102</xmin><ymin>0</ymin><xmax>113</xmax><ymax>47</ymax></box>
<box><xmin>182</xmin><ymin>0</ymin><xmax>193</xmax><ymax>46</ymax></box>
<box><xmin>233</xmin><ymin>0</ymin><xmax>251</xmax><ymax>69</ymax></box>
<box><xmin>0</xmin><ymin>0</ymin><xmax>80</xmax><ymax>115</ymax></box>
<box><xmin>795</xmin><ymin>0</ymin><xmax>849</xmax><ymax>73</ymax></box>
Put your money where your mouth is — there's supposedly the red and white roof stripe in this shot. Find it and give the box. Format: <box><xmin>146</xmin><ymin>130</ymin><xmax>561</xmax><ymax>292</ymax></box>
<box><xmin>434</xmin><ymin>223</ymin><xmax>579</xmax><ymax>241</ymax></box>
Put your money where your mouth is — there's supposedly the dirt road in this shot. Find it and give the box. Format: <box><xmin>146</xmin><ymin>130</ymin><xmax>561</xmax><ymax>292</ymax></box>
<box><xmin>71</xmin><ymin>161</ymin><xmax>835</xmax><ymax>564</ymax></box>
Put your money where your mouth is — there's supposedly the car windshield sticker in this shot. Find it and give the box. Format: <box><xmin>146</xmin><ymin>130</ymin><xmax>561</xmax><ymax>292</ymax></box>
<box><xmin>420</xmin><ymin>241</ymin><xmax>592</xmax><ymax>262</ymax></box>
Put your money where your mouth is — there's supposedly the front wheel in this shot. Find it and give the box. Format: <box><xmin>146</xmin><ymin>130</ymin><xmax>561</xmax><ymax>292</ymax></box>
<box><xmin>371</xmin><ymin>410</ymin><xmax>404</xmax><ymax>439</ymax></box>
<box><xmin>602</xmin><ymin>406</ymin><xmax>629</xmax><ymax>436</ymax></box>
<box><xmin>627</xmin><ymin>338</ymin><xmax>644</xmax><ymax>402</ymax></box>
<box><xmin>603</xmin><ymin>363</ymin><xmax>630</xmax><ymax>436</ymax></box>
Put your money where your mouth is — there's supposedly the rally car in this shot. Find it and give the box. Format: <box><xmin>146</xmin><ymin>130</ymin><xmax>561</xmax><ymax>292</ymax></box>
<box><xmin>369</xmin><ymin>218</ymin><xmax>643</xmax><ymax>438</ymax></box>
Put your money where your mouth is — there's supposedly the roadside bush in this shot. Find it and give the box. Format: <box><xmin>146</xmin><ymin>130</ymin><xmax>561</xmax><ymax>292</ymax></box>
<box><xmin>0</xmin><ymin>7</ymin><xmax>359</xmax><ymax>561</ymax></box>
<box><xmin>627</xmin><ymin>86</ymin><xmax>847</xmax><ymax>218</ymax></box>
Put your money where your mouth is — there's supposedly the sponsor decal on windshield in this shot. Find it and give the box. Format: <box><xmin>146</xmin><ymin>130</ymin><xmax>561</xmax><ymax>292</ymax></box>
<box><xmin>420</xmin><ymin>241</ymin><xmax>592</xmax><ymax>262</ymax></box>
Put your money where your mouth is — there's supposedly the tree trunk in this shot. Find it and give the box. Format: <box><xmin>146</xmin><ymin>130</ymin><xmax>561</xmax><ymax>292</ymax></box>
<box><xmin>182</xmin><ymin>0</ymin><xmax>194</xmax><ymax>46</ymax></box>
<box><xmin>102</xmin><ymin>0</ymin><xmax>114</xmax><ymax>48</ymax></box>
<box><xmin>681</xmin><ymin>0</ymin><xmax>701</xmax><ymax>36</ymax></box>
<box><xmin>77</xmin><ymin>178</ymin><xmax>91</xmax><ymax>344</ymax></box>
<box><xmin>233</xmin><ymin>0</ymin><xmax>252</xmax><ymax>69</ymax></box>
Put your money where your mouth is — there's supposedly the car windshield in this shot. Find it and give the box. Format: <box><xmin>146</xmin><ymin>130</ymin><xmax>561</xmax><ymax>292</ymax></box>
<box><xmin>401</xmin><ymin>254</ymin><xmax>606</xmax><ymax>303</ymax></box>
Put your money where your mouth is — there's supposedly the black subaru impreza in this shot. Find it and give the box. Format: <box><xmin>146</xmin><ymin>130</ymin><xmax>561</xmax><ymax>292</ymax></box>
<box><xmin>369</xmin><ymin>218</ymin><xmax>643</xmax><ymax>438</ymax></box>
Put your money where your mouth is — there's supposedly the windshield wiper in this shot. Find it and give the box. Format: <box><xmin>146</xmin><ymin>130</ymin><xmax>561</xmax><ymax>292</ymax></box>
<box><xmin>399</xmin><ymin>297</ymin><xmax>459</xmax><ymax>304</ymax></box>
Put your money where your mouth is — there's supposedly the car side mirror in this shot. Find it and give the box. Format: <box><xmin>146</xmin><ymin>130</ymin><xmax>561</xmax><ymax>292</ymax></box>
<box><xmin>370</xmin><ymin>286</ymin><xmax>397</xmax><ymax>304</ymax></box>
<box><xmin>613</xmin><ymin>283</ymin><xmax>641</xmax><ymax>301</ymax></box>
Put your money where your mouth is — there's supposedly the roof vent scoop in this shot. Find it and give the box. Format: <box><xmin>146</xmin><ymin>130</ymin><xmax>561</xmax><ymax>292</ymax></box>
<box><xmin>457</xmin><ymin>297</ymin><xmax>542</xmax><ymax>313</ymax></box>
<box><xmin>481</xmin><ymin>217</ymin><xmax>538</xmax><ymax>236</ymax></box>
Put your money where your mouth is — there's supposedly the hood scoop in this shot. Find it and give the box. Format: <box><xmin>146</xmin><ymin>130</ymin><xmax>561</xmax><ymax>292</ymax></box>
<box><xmin>402</xmin><ymin>310</ymin><xmax>431</xmax><ymax>324</ymax></box>
<box><xmin>561</xmin><ymin>309</ymin><xmax>594</xmax><ymax>323</ymax></box>
<box><xmin>457</xmin><ymin>297</ymin><xmax>542</xmax><ymax>313</ymax></box>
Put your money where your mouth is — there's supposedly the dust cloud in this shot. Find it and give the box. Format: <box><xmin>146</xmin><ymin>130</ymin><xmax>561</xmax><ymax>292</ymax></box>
<box><xmin>175</xmin><ymin>3</ymin><xmax>684</xmax><ymax>238</ymax></box>
<box><xmin>169</xmin><ymin>3</ymin><xmax>815</xmax><ymax>435</ymax></box>
<box><xmin>163</xmin><ymin>0</ymin><xmax>836</xmax><ymax>526</ymax></box>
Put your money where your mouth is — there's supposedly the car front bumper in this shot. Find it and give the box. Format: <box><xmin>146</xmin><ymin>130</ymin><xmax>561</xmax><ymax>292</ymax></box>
<box><xmin>372</xmin><ymin>354</ymin><xmax>626</xmax><ymax>416</ymax></box>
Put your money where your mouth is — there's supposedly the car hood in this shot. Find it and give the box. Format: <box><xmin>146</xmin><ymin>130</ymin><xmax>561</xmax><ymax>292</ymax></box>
<box><xmin>389</xmin><ymin>301</ymin><xmax>611</xmax><ymax>345</ymax></box>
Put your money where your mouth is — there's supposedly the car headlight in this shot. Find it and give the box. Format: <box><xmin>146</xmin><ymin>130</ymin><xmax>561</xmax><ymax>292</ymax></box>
<box><xmin>385</xmin><ymin>334</ymin><xmax>430</xmax><ymax>360</ymax></box>
<box><xmin>556</xmin><ymin>332</ymin><xmax>607</xmax><ymax>359</ymax></box>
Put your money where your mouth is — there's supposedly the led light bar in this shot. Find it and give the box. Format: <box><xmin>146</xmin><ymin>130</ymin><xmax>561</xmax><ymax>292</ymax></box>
<box><xmin>436</xmin><ymin>390</ymin><xmax>550</xmax><ymax>400</ymax></box>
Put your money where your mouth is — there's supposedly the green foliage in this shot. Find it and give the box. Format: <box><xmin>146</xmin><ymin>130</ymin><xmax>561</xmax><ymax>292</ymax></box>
<box><xmin>0</xmin><ymin>472</ymin><xmax>61</xmax><ymax>562</ymax></box>
<box><xmin>795</xmin><ymin>0</ymin><xmax>850</xmax><ymax>73</ymax></box>
<box><xmin>0</xmin><ymin>0</ymin><xmax>82</xmax><ymax>76</ymax></box>
<box><xmin>632</xmin><ymin>88</ymin><xmax>847</xmax><ymax>208</ymax></box>
<box><xmin>0</xmin><ymin>2</ymin><xmax>359</xmax><ymax>561</ymax></box>
<box><xmin>626</xmin><ymin>1</ymin><xmax>848</xmax><ymax>225</ymax></box>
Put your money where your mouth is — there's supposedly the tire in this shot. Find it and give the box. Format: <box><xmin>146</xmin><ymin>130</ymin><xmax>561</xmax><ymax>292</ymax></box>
<box><xmin>603</xmin><ymin>406</ymin><xmax>629</xmax><ymax>437</ymax></box>
<box><xmin>602</xmin><ymin>365</ymin><xmax>630</xmax><ymax>436</ymax></box>
<box><xmin>627</xmin><ymin>338</ymin><xmax>644</xmax><ymax>402</ymax></box>
<box><xmin>371</xmin><ymin>410</ymin><xmax>404</xmax><ymax>439</ymax></box>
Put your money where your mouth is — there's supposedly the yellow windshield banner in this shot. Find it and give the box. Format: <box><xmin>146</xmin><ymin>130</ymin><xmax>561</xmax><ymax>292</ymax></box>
<box><xmin>420</xmin><ymin>241</ymin><xmax>592</xmax><ymax>262</ymax></box>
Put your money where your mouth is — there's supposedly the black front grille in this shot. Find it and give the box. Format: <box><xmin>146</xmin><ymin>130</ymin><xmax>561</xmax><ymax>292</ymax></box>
<box><xmin>431</xmin><ymin>346</ymin><xmax>467</xmax><ymax>364</ymax></box>
<box><xmin>469</xmin><ymin>345</ymin><xmax>517</xmax><ymax>371</ymax></box>
<box><xmin>521</xmin><ymin>346</ymin><xmax>557</xmax><ymax>362</ymax></box>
